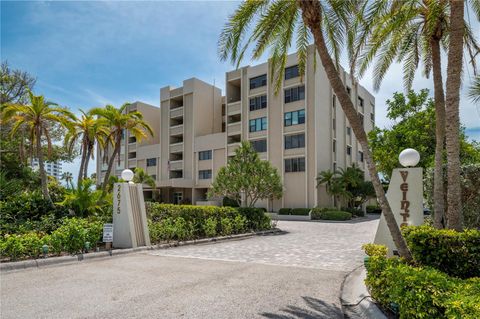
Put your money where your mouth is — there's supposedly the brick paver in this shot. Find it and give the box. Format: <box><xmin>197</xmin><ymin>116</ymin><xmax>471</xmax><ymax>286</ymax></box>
<box><xmin>149</xmin><ymin>215</ymin><xmax>379</xmax><ymax>271</ymax></box>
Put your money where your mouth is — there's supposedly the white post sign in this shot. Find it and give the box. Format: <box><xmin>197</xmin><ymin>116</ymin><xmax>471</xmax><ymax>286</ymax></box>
<box><xmin>103</xmin><ymin>223</ymin><xmax>113</xmax><ymax>243</ymax></box>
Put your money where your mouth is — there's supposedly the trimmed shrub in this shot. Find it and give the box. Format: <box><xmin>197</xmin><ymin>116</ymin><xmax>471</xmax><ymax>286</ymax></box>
<box><xmin>342</xmin><ymin>207</ymin><xmax>365</xmax><ymax>217</ymax></box>
<box><xmin>236</xmin><ymin>207</ymin><xmax>271</xmax><ymax>230</ymax></box>
<box><xmin>402</xmin><ymin>225</ymin><xmax>480</xmax><ymax>279</ymax></box>
<box><xmin>278</xmin><ymin>208</ymin><xmax>292</xmax><ymax>215</ymax></box>
<box><xmin>362</xmin><ymin>243</ymin><xmax>387</xmax><ymax>257</ymax></box>
<box><xmin>291</xmin><ymin>208</ymin><xmax>310</xmax><ymax>216</ymax></box>
<box><xmin>365</xmin><ymin>255</ymin><xmax>480</xmax><ymax>319</ymax></box>
<box><xmin>232</xmin><ymin>214</ymin><xmax>247</xmax><ymax>234</ymax></box>
<box><xmin>220</xmin><ymin>218</ymin><xmax>233</xmax><ymax>236</ymax></box>
<box><xmin>311</xmin><ymin>208</ymin><xmax>351</xmax><ymax>221</ymax></box>
<box><xmin>0</xmin><ymin>234</ymin><xmax>25</xmax><ymax>260</ymax></box>
<box><xmin>49</xmin><ymin>218</ymin><xmax>103</xmax><ymax>254</ymax></box>
<box><xmin>203</xmin><ymin>217</ymin><xmax>217</xmax><ymax>237</ymax></box>
<box><xmin>366</xmin><ymin>205</ymin><xmax>382</xmax><ymax>214</ymax></box>
<box><xmin>223</xmin><ymin>197</ymin><xmax>239</xmax><ymax>207</ymax></box>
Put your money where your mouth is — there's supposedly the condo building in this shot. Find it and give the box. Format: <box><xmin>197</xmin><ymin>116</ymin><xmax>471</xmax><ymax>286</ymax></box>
<box><xmin>97</xmin><ymin>45</ymin><xmax>375</xmax><ymax>209</ymax></box>
<box><xmin>31</xmin><ymin>159</ymin><xmax>62</xmax><ymax>180</ymax></box>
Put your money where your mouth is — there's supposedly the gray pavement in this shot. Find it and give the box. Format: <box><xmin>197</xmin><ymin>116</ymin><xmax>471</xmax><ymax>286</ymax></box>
<box><xmin>1</xmin><ymin>216</ymin><xmax>378</xmax><ymax>319</ymax></box>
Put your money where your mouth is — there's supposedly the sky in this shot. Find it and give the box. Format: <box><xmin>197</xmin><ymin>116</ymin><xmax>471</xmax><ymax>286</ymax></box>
<box><xmin>2</xmin><ymin>1</ymin><xmax>479</xmax><ymax>182</ymax></box>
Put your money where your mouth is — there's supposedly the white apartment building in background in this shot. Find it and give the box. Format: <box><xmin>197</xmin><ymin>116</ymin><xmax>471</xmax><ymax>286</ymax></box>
<box><xmin>97</xmin><ymin>45</ymin><xmax>375</xmax><ymax>209</ymax></box>
<box><xmin>31</xmin><ymin>159</ymin><xmax>62</xmax><ymax>180</ymax></box>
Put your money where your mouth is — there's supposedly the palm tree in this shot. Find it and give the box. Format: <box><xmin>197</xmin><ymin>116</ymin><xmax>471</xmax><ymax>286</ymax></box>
<box><xmin>133</xmin><ymin>167</ymin><xmax>156</xmax><ymax>189</ymax></box>
<box><xmin>355</xmin><ymin>1</ymin><xmax>479</xmax><ymax>229</ymax></box>
<box><xmin>444</xmin><ymin>0</ymin><xmax>465</xmax><ymax>231</ymax></box>
<box><xmin>91</xmin><ymin>103</ymin><xmax>153</xmax><ymax>193</ymax></box>
<box><xmin>65</xmin><ymin>110</ymin><xmax>109</xmax><ymax>186</ymax></box>
<box><xmin>1</xmin><ymin>91</ymin><xmax>74</xmax><ymax>202</ymax></box>
<box><xmin>59</xmin><ymin>178</ymin><xmax>108</xmax><ymax>217</ymax></box>
<box><xmin>220</xmin><ymin>0</ymin><xmax>412</xmax><ymax>260</ymax></box>
<box><xmin>469</xmin><ymin>75</ymin><xmax>480</xmax><ymax>103</ymax></box>
<box><xmin>61</xmin><ymin>171</ymin><xmax>74</xmax><ymax>189</ymax></box>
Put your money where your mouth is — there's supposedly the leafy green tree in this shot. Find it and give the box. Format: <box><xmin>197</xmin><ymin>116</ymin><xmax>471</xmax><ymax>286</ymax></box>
<box><xmin>369</xmin><ymin>90</ymin><xmax>480</xmax><ymax>181</ymax></box>
<box><xmin>91</xmin><ymin>103</ymin><xmax>153</xmax><ymax>193</ymax></box>
<box><xmin>133</xmin><ymin>167</ymin><xmax>156</xmax><ymax>189</ymax></box>
<box><xmin>219</xmin><ymin>0</ymin><xmax>412</xmax><ymax>260</ymax></box>
<box><xmin>1</xmin><ymin>91</ymin><xmax>74</xmax><ymax>202</ymax></box>
<box><xmin>0</xmin><ymin>61</ymin><xmax>36</xmax><ymax>105</ymax></box>
<box><xmin>208</xmin><ymin>141</ymin><xmax>282</xmax><ymax>207</ymax></box>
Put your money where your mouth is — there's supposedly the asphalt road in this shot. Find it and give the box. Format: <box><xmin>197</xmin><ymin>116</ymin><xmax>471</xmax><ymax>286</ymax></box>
<box><xmin>1</xmin><ymin>217</ymin><xmax>378</xmax><ymax>319</ymax></box>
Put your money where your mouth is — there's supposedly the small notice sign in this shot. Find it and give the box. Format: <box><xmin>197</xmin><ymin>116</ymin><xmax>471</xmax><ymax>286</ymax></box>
<box><xmin>103</xmin><ymin>223</ymin><xmax>113</xmax><ymax>242</ymax></box>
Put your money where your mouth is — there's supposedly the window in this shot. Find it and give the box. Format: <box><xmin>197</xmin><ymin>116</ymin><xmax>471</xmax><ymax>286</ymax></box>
<box><xmin>347</xmin><ymin>145</ymin><xmax>352</xmax><ymax>156</ymax></box>
<box><xmin>249</xmin><ymin>95</ymin><xmax>267</xmax><ymax>111</ymax></box>
<box><xmin>284</xmin><ymin>109</ymin><xmax>305</xmax><ymax>126</ymax></box>
<box><xmin>249</xmin><ymin>117</ymin><xmax>267</xmax><ymax>132</ymax></box>
<box><xmin>358</xmin><ymin>97</ymin><xmax>364</xmax><ymax>111</ymax></box>
<box><xmin>250</xmin><ymin>74</ymin><xmax>267</xmax><ymax>89</ymax></box>
<box><xmin>333</xmin><ymin>162</ymin><xmax>337</xmax><ymax>172</ymax></box>
<box><xmin>151</xmin><ymin>174</ymin><xmax>157</xmax><ymax>181</ymax></box>
<box><xmin>285</xmin><ymin>157</ymin><xmax>305</xmax><ymax>172</ymax></box>
<box><xmin>332</xmin><ymin>118</ymin><xmax>336</xmax><ymax>130</ymax></box>
<box><xmin>347</xmin><ymin>127</ymin><xmax>351</xmax><ymax>136</ymax></box>
<box><xmin>146</xmin><ymin>158</ymin><xmax>157</xmax><ymax>167</ymax></box>
<box><xmin>371</xmin><ymin>113</ymin><xmax>375</xmax><ymax>121</ymax></box>
<box><xmin>358</xmin><ymin>151</ymin><xmax>364</xmax><ymax>162</ymax></box>
<box><xmin>284</xmin><ymin>85</ymin><xmax>305</xmax><ymax>103</ymax></box>
<box><xmin>284</xmin><ymin>133</ymin><xmax>305</xmax><ymax>149</ymax></box>
<box><xmin>128</xmin><ymin>136</ymin><xmax>136</xmax><ymax>143</ymax></box>
<box><xmin>199</xmin><ymin>150</ymin><xmax>212</xmax><ymax>161</ymax></box>
<box><xmin>199</xmin><ymin>169</ymin><xmax>212</xmax><ymax>180</ymax></box>
<box><xmin>332</xmin><ymin>95</ymin><xmax>336</xmax><ymax>108</ymax></box>
<box><xmin>285</xmin><ymin>65</ymin><xmax>300</xmax><ymax>80</ymax></box>
<box><xmin>347</xmin><ymin>86</ymin><xmax>351</xmax><ymax>96</ymax></box>
<box><xmin>251</xmin><ymin>139</ymin><xmax>267</xmax><ymax>153</ymax></box>
<box><xmin>359</xmin><ymin>113</ymin><xmax>364</xmax><ymax>127</ymax></box>
<box><xmin>128</xmin><ymin>152</ymin><xmax>136</xmax><ymax>159</ymax></box>
<box><xmin>332</xmin><ymin>139</ymin><xmax>336</xmax><ymax>153</ymax></box>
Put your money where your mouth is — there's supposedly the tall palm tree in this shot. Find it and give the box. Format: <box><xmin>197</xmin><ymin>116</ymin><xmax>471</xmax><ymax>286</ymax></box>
<box><xmin>355</xmin><ymin>0</ymin><xmax>479</xmax><ymax>229</ymax></box>
<box><xmin>444</xmin><ymin>0</ymin><xmax>465</xmax><ymax>231</ymax></box>
<box><xmin>91</xmin><ymin>103</ymin><xmax>153</xmax><ymax>193</ymax></box>
<box><xmin>65</xmin><ymin>110</ymin><xmax>109</xmax><ymax>186</ymax></box>
<box><xmin>1</xmin><ymin>91</ymin><xmax>74</xmax><ymax>202</ymax></box>
<box><xmin>220</xmin><ymin>0</ymin><xmax>412</xmax><ymax>260</ymax></box>
<box><xmin>61</xmin><ymin>171</ymin><xmax>74</xmax><ymax>189</ymax></box>
<box><xmin>469</xmin><ymin>75</ymin><xmax>480</xmax><ymax>103</ymax></box>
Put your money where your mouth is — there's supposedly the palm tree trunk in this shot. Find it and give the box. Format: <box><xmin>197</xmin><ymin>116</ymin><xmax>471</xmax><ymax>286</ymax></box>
<box><xmin>431</xmin><ymin>37</ymin><xmax>446</xmax><ymax>229</ymax></box>
<box><xmin>444</xmin><ymin>0</ymin><xmax>464</xmax><ymax>231</ymax></box>
<box><xmin>298</xmin><ymin>0</ymin><xmax>412</xmax><ymax>261</ymax></box>
<box><xmin>78</xmin><ymin>141</ymin><xmax>87</xmax><ymax>187</ymax></box>
<box><xmin>101</xmin><ymin>135</ymin><xmax>121</xmax><ymax>194</ymax></box>
<box><xmin>35</xmin><ymin>126</ymin><xmax>51</xmax><ymax>203</ymax></box>
<box><xmin>84</xmin><ymin>145</ymin><xmax>92</xmax><ymax>179</ymax></box>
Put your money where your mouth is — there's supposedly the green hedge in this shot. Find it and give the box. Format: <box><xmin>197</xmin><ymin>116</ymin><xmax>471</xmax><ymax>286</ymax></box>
<box><xmin>278</xmin><ymin>208</ymin><xmax>292</xmax><ymax>215</ymax></box>
<box><xmin>402</xmin><ymin>225</ymin><xmax>480</xmax><ymax>279</ymax></box>
<box><xmin>311</xmin><ymin>208</ymin><xmax>352</xmax><ymax>221</ymax></box>
<box><xmin>342</xmin><ymin>207</ymin><xmax>365</xmax><ymax>217</ymax></box>
<box><xmin>0</xmin><ymin>218</ymin><xmax>103</xmax><ymax>260</ymax></box>
<box><xmin>365</xmin><ymin>255</ymin><xmax>480</xmax><ymax>319</ymax></box>
<box><xmin>146</xmin><ymin>204</ymin><xmax>270</xmax><ymax>243</ymax></box>
<box><xmin>366</xmin><ymin>205</ymin><xmax>382</xmax><ymax>214</ymax></box>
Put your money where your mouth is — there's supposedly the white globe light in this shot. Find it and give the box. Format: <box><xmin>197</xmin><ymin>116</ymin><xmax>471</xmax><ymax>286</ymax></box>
<box><xmin>121</xmin><ymin>169</ymin><xmax>134</xmax><ymax>182</ymax></box>
<box><xmin>399</xmin><ymin>148</ymin><xmax>420</xmax><ymax>167</ymax></box>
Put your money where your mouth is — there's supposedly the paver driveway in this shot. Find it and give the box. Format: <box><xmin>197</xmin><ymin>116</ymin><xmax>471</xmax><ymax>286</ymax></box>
<box><xmin>149</xmin><ymin>216</ymin><xmax>378</xmax><ymax>271</ymax></box>
<box><xmin>1</xmin><ymin>216</ymin><xmax>379</xmax><ymax>319</ymax></box>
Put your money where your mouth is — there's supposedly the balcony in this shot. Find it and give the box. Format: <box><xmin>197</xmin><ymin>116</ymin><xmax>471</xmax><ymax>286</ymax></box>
<box><xmin>169</xmin><ymin>170</ymin><xmax>183</xmax><ymax>179</ymax></box>
<box><xmin>169</xmin><ymin>142</ymin><xmax>183</xmax><ymax>153</ymax></box>
<box><xmin>170</xmin><ymin>106</ymin><xmax>184</xmax><ymax>118</ymax></box>
<box><xmin>227</xmin><ymin>122</ymin><xmax>241</xmax><ymax>135</ymax></box>
<box><xmin>169</xmin><ymin>160</ymin><xmax>183</xmax><ymax>171</ymax></box>
<box><xmin>227</xmin><ymin>101</ymin><xmax>241</xmax><ymax>115</ymax></box>
<box><xmin>227</xmin><ymin>134</ymin><xmax>241</xmax><ymax>145</ymax></box>
<box><xmin>227</xmin><ymin>143</ymin><xmax>240</xmax><ymax>156</ymax></box>
<box><xmin>170</xmin><ymin>124</ymin><xmax>183</xmax><ymax>136</ymax></box>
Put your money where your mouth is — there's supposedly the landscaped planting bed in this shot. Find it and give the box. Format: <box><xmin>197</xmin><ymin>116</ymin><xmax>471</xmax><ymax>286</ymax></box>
<box><xmin>310</xmin><ymin>208</ymin><xmax>352</xmax><ymax>221</ymax></box>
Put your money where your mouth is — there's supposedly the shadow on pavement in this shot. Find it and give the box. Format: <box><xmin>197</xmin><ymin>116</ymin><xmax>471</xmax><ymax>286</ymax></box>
<box><xmin>260</xmin><ymin>296</ymin><xmax>343</xmax><ymax>319</ymax></box>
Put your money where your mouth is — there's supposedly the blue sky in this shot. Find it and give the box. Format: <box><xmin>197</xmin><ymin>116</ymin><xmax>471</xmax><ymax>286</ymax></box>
<box><xmin>2</xmin><ymin>1</ymin><xmax>479</xmax><ymax>180</ymax></box>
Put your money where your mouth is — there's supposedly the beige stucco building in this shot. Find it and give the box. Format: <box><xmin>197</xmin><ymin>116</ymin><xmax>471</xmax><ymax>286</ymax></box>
<box><xmin>97</xmin><ymin>46</ymin><xmax>375</xmax><ymax>209</ymax></box>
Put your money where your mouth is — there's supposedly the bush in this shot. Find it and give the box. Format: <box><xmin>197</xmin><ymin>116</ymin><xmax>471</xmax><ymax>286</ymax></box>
<box><xmin>49</xmin><ymin>218</ymin><xmax>103</xmax><ymax>254</ymax></box>
<box><xmin>146</xmin><ymin>204</ymin><xmax>270</xmax><ymax>243</ymax></box>
<box><xmin>0</xmin><ymin>234</ymin><xmax>25</xmax><ymax>260</ymax></box>
<box><xmin>278</xmin><ymin>208</ymin><xmax>292</xmax><ymax>215</ymax></box>
<box><xmin>365</xmin><ymin>255</ymin><xmax>480</xmax><ymax>319</ymax></box>
<box><xmin>342</xmin><ymin>207</ymin><xmax>365</xmax><ymax>217</ymax></box>
<box><xmin>366</xmin><ymin>205</ymin><xmax>382</xmax><ymax>214</ymax></box>
<box><xmin>291</xmin><ymin>208</ymin><xmax>310</xmax><ymax>216</ymax></box>
<box><xmin>203</xmin><ymin>217</ymin><xmax>217</xmax><ymax>237</ymax></box>
<box><xmin>402</xmin><ymin>225</ymin><xmax>480</xmax><ymax>279</ymax></box>
<box><xmin>362</xmin><ymin>243</ymin><xmax>387</xmax><ymax>257</ymax></box>
<box><xmin>311</xmin><ymin>208</ymin><xmax>352</xmax><ymax>221</ymax></box>
<box><xmin>236</xmin><ymin>207</ymin><xmax>271</xmax><ymax>230</ymax></box>
<box><xmin>223</xmin><ymin>197</ymin><xmax>239</xmax><ymax>207</ymax></box>
<box><xmin>220</xmin><ymin>218</ymin><xmax>233</xmax><ymax>236</ymax></box>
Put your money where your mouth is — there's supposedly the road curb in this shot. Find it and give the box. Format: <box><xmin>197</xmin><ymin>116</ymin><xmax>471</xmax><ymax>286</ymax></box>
<box><xmin>341</xmin><ymin>264</ymin><xmax>387</xmax><ymax>319</ymax></box>
<box><xmin>1</xmin><ymin>228</ymin><xmax>281</xmax><ymax>273</ymax></box>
